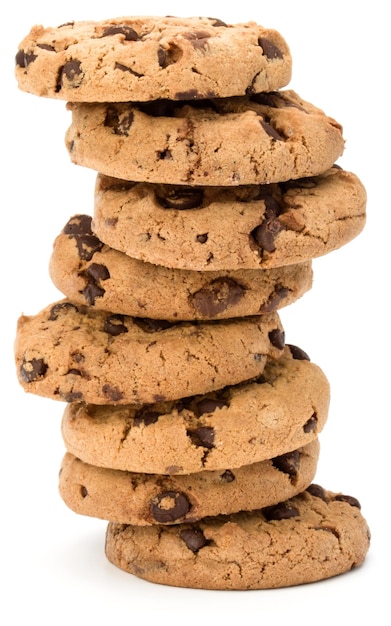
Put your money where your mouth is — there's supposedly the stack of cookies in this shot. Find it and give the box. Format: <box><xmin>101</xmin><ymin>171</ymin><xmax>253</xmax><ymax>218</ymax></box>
<box><xmin>14</xmin><ymin>16</ymin><xmax>370</xmax><ymax>590</ymax></box>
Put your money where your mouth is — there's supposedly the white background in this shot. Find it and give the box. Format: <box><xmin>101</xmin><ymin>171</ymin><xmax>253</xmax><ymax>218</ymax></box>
<box><xmin>1</xmin><ymin>1</ymin><xmax>388</xmax><ymax>623</ymax></box>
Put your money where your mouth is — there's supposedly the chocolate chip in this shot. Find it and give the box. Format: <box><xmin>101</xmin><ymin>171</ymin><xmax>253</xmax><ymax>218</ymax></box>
<box><xmin>220</xmin><ymin>470</ymin><xmax>235</xmax><ymax>482</ymax></box>
<box><xmin>80</xmin><ymin>486</ymin><xmax>88</xmax><ymax>498</ymax></box>
<box><xmin>133</xmin><ymin>408</ymin><xmax>161</xmax><ymax>427</ymax></box>
<box><xmin>155</xmin><ymin>186</ymin><xmax>204</xmax><ymax>210</ymax></box>
<box><xmin>20</xmin><ymin>357</ymin><xmax>48</xmax><ymax>383</ymax></box>
<box><xmin>64</xmin><ymin>214</ymin><xmax>93</xmax><ymax>236</ymax></box>
<box><xmin>303</xmin><ymin>413</ymin><xmax>317</xmax><ymax>433</ymax></box>
<box><xmin>114</xmin><ymin>62</ymin><xmax>143</xmax><ymax>77</ymax></box>
<box><xmin>306</xmin><ymin>484</ymin><xmax>327</xmax><ymax>501</ymax></box>
<box><xmin>61</xmin><ymin>391</ymin><xmax>84</xmax><ymax>402</ymax></box>
<box><xmin>48</xmin><ymin>302</ymin><xmax>79</xmax><ymax>321</ymax></box>
<box><xmin>209</xmin><ymin>18</ymin><xmax>228</xmax><ymax>27</ymax></box>
<box><xmin>287</xmin><ymin>344</ymin><xmax>310</xmax><ymax>361</ymax></box>
<box><xmin>195</xmin><ymin>397</ymin><xmax>227</xmax><ymax>415</ymax></box>
<box><xmin>15</xmin><ymin>49</ymin><xmax>37</xmax><ymax>67</ymax></box>
<box><xmin>196</xmin><ymin>233</ymin><xmax>208</xmax><ymax>243</ymax></box>
<box><xmin>101</xmin><ymin>25</ymin><xmax>139</xmax><ymax>40</ymax></box>
<box><xmin>268</xmin><ymin>328</ymin><xmax>285</xmax><ymax>350</ymax></box>
<box><xmin>104</xmin><ymin>106</ymin><xmax>134</xmax><ymax>136</ymax></box>
<box><xmin>80</xmin><ymin>264</ymin><xmax>110</xmax><ymax>305</ymax></box>
<box><xmin>260</xmin><ymin>285</ymin><xmax>289</xmax><ymax>312</ymax></box>
<box><xmin>259</xmin><ymin>115</ymin><xmax>285</xmax><ymax>141</ymax></box>
<box><xmin>150</xmin><ymin>491</ymin><xmax>191</xmax><ymax>522</ymax></box>
<box><xmin>258</xmin><ymin>37</ymin><xmax>284</xmax><ymax>59</ymax></box>
<box><xmin>61</xmin><ymin>60</ymin><xmax>83</xmax><ymax>83</ymax></box>
<box><xmin>104</xmin><ymin>314</ymin><xmax>128</xmax><ymax>336</ymax></box>
<box><xmin>133</xmin><ymin>318</ymin><xmax>175</xmax><ymax>333</ymax></box>
<box><xmin>191</xmin><ymin>278</ymin><xmax>245</xmax><ymax>317</ymax></box>
<box><xmin>334</xmin><ymin>494</ymin><xmax>361</xmax><ymax>509</ymax></box>
<box><xmin>102</xmin><ymin>385</ymin><xmax>124</xmax><ymax>402</ymax></box>
<box><xmin>182</xmin><ymin>30</ymin><xmax>211</xmax><ymax>49</ymax></box>
<box><xmin>179</xmin><ymin>527</ymin><xmax>208</xmax><ymax>552</ymax></box>
<box><xmin>158</xmin><ymin>44</ymin><xmax>182</xmax><ymax>68</ymax></box>
<box><xmin>272</xmin><ymin>450</ymin><xmax>300</xmax><ymax>483</ymax></box>
<box><xmin>262</xmin><ymin>502</ymin><xmax>300</xmax><ymax>521</ymax></box>
<box><xmin>187</xmin><ymin>426</ymin><xmax>215</xmax><ymax>449</ymax></box>
<box><xmin>250</xmin><ymin>195</ymin><xmax>285</xmax><ymax>253</ymax></box>
<box><xmin>82</xmin><ymin>282</ymin><xmax>105</xmax><ymax>305</ymax></box>
<box><xmin>37</xmin><ymin>43</ymin><xmax>55</xmax><ymax>51</ymax></box>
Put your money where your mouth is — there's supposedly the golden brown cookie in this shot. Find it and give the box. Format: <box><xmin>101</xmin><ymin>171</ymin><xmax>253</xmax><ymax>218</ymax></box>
<box><xmin>105</xmin><ymin>485</ymin><xmax>371</xmax><ymax>589</ymax></box>
<box><xmin>61</xmin><ymin>346</ymin><xmax>329</xmax><ymax>473</ymax></box>
<box><xmin>92</xmin><ymin>166</ymin><xmax>366</xmax><ymax>271</ymax></box>
<box><xmin>49</xmin><ymin>214</ymin><xmax>312</xmax><ymax>319</ymax></box>
<box><xmin>15</xmin><ymin>299</ymin><xmax>285</xmax><ymax>405</ymax></box>
<box><xmin>59</xmin><ymin>440</ymin><xmax>320</xmax><ymax>525</ymax></box>
<box><xmin>65</xmin><ymin>90</ymin><xmax>344</xmax><ymax>186</ymax></box>
<box><xmin>15</xmin><ymin>16</ymin><xmax>292</xmax><ymax>102</ymax></box>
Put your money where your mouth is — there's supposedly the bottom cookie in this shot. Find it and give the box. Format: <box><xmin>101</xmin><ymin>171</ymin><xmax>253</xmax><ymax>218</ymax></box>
<box><xmin>105</xmin><ymin>485</ymin><xmax>370</xmax><ymax>590</ymax></box>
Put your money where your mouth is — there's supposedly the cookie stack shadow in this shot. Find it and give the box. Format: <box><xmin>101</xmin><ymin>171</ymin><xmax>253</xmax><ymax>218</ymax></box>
<box><xmin>14</xmin><ymin>16</ymin><xmax>370</xmax><ymax>589</ymax></box>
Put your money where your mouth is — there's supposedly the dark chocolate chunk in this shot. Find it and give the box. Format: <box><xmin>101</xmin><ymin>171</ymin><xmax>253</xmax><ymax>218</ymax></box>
<box><xmin>80</xmin><ymin>263</ymin><xmax>110</xmax><ymax>304</ymax></box>
<box><xmin>150</xmin><ymin>491</ymin><xmax>191</xmax><ymax>522</ymax></box>
<box><xmin>84</xmin><ymin>263</ymin><xmax>110</xmax><ymax>283</ymax></box>
<box><xmin>272</xmin><ymin>450</ymin><xmax>300</xmax><ymax>483</ymax></box>
<box><xmin>104</xmin><ymin>314</ymin><xmax>128</xmax><ymax>336</ymax></box>
<box><xmin>250</xmin><ymin>195</ymin><xmax>285</xmax><ymax>253</ymax></box>
<box><xmin>157</xmin><ymin>44</ymin><xmax>182</xmax><ymax>68</ymax></box>
<box><xmin>259</xmin><ymin>115</ymin><xmax>285</xmax><ymax>141</ymax></box>
<box><xmin>187</xmin><ymin>426</ymin><xmax>215</xmax><ymax>449</ymax></box>
<box><xmin>191</xmin><ymin>278</ymin><xmax>245</xmax><ymax>317</ymax></box>
<box><xmin>64</xmin><ymin>215</ymin><xmax>93</xmax><ymax>236</ymax></box>
<box><xmin>37</xmin><ymin>43</ymin><xmax>55</xmax><ymax>51</ymax></box>
<box><xmin>306</xmin><ymin>484</ymin><xmax>327</xmax><ymax>501</ymax></box>
<box><xmin>61</xmin><ymin>391</ymin><xmax>84</xmax><ymax>402</ymax></box>
<box><xmin>82</xmin><ymin>282</ymin><xmax>105</xmax><ymax>305</ymax></box>
<box><xmin>64</xmin><ymin>215</ymin><xmax>103</xmax><ymax>261</ymax></box>
<box><xmin>179</xmin><ymin>527</ymin><xmax>208</xmax><ymax>552</ymax></box>
<box><xmin>195</xmin><ymin>397</ymin><xmax>227</xmax><ymax>415</ymax></box>
<box><xmin>101</xmin><ymin>25</ymin><xmax>139</xmax><ymax>40</ymax></box>
<box><xmin>209</xmin><ymin>18</ymin><xmax>228</xmax><ymax>27</ymax></box>
<box><xmin>133</xmin><ymin>408</ymin><xmax>161</xmax><ymax>427</ymax></box>
<box><xmin>15</xmin><ymin>49</ymin><xmax>37</xmax><ymax>67</ymax></box>
<box><xmin>287</xmin><ymin>344</ymin><xmax>310</xmax><ymax>361</ymax></box>
<box><xmin>20</xmin><ymin>357</ymin><xmax>48</xmax><ymax>383</ymax></box>
<box><xmin>260</xmin><ymin>285</ymin><xmax>289</xmax><ymax>313</ymax></box>
<box><xmin>182</xmin><ymin>30</ymin><xmax>211</xmax><ymax>49</ymax></box>
<box><xmin>104</xmin><ymin>105</ymin><xmax>134</xmax><ymax>136</ymax></box>
<box><xmin>303</xmin><ymin>413</ymin><xmax>317</xmax><ymax>433</ymax></box>
<box><xmin>268</xmin><ymin>328</ymin><xmax>285</xmax><ymax>350</ymax></box>
<box><xmin>262</xmin><ymin>502</ymin><xmax>300</xmax><ymax>521</ymax></box>
<box><xmin>133</xmin><ymin>318</ymin><xmax>174</xmax><ymax>333</ymax></box>
<box><xmin>48</xmin><ymin>302</ymin><xmax>79</xmax><ymax>321</ymax></box>
<box><xmin>334</xmin><ymin>494</ymin><xmax>361</xmax><ymax>509</ymax></box>
<box><xmin>102</xmin><ymin>385</ymin><xmax>124</xmax><ymax>402</ymax></box>
<box><xmin>114</xmin><ymin>62</ymin><xmax>143</xmax><ymax>77</ymax></box>
<box><xmin>61</xmin><ymin>60</ymin><xmax>83</xmax><ymax>82</ymax></box>
<box><xmin>155</xmin><ymin>186</ymin><xmax>204</xmax><ymax>210</ymax></box>
<box><xmin>258</xmin><ymin>37</ymin><xmax>284</xmax><ymax>59</ymax></box>
<box><xmin>196</xmin><ymin>233</ymin><xmax>208</xmax><ymax>243</ymax></box>
<box><xmin>80</xmin><ymin>486</ymin><xmax>88</xmax><ymax>498</ymax></box>
<box><xmin>220</xmin><ymin>470</ymin><xmax>235</xmax><ymax>482</ymax></box>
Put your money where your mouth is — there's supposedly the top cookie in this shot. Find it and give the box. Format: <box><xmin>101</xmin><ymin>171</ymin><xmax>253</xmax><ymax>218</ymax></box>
<box><xmin>15</xmin><ymin>16</ymin><xmax>292</xmax><ymax>102</ymax></box>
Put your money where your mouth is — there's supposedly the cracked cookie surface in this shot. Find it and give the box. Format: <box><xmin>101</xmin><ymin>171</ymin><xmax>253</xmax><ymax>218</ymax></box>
<box><xmin>92</xmin><ymin>166</ymin><xmax>366</xmax><ymax>271</ymax></box>
<box><xmin>65</xmin><ymin>90</ymin><xmax>344</xmax><ymax>186</ymax></box>
<box><xmin>61</xmin><ymin>346</ymin><xmax>329</xmax><ymax>473</ymax></box>
<box><xmin>15</xmin><ymin>16</ymin><xmax>292</xmax><ymax>102</ymax></box>
<box><xmin>59</xmin><ymin>439</ymin><xmax>320</xmax><ymax>525</ymax></box>
<box><xmin>49</xmin><ymin>214</ymin><xmax>312</xmax><ymax>319</ymax></box>
<box><xmin>14</xmin><ymin>299</ymin><xmax>284</xmax><ymax>405</ymax></box>
<box><xmin>105</xmin><ymin>485</ymin><xmax>370</xmax><ymax>589</ymax></box>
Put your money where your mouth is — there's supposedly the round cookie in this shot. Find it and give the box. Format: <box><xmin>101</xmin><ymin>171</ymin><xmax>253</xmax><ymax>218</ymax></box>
<box><xmin>105</xmin><ymin>485</ymin><xmax>371</xmax><ymax>590</ymax></box>
<box><xmin>65</xmin><ymin>90</ymin><xmax>344</xmax><ymax>186</ymax></box>
<box><xmin>61</xmin><ymin>346</ymin><xmax>330</xmax><ymax>473</ymax></box>
<box><xmin>59</xmin><ymin>440</ymin><xmax>320</xmax><ymax>526</ymax></box>
<box><xmin>49</xmin><ymin>214</ymin><xmax>313</xmax><ymax>320</ymax></box>
<box><xmin>15</xmin><ymin>299</ymin><xmax>284</xmax><ymax>405</ymax></box>
<box><xmin>93</xmin><ymin>166</ymin><xmax>366</xmax><ymax>271</ymax></box>
<box><xmin>15</xmin><ymin>16</ymin><xmax>292</xmax><ymax>102</ymax></box>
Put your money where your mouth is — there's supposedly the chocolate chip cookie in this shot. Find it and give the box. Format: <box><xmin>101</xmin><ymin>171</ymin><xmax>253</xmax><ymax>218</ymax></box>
<box><xmin>105</xmin><ymin>485</ymin><xmax>370</xmax><ymax>589</ymax></box>
<box><xmin>15</xmin><ymin>16</ymin><xmax>292</xmax><ymax>102</ymax></box>
<box><xmin>92</xmin><ymin>166</ymin><xmax>365</xmax><ymax>271</ymax></box>
<box><xmin>59</xmin><ymin>440</ymin><xmax>319</xmax><ymax>525</ymax></box>
<box><xmin>49</xmin><ymin>214</ymin><xmax>312</xmax><ymax>319</ymax></box>
<box><xmin>65</xmin><ymin>90</ymin><xmax>344</xmax><ymax>186</ymax></box>
<box><xmin>15</xmin><ymin>299</ymin><xmax>285</xmax><ymax>405</ymax></box>
<box><xmin>61</xmin><ymin>346</ymin><xmax>329</xmax><ymax>473</ymax></box>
